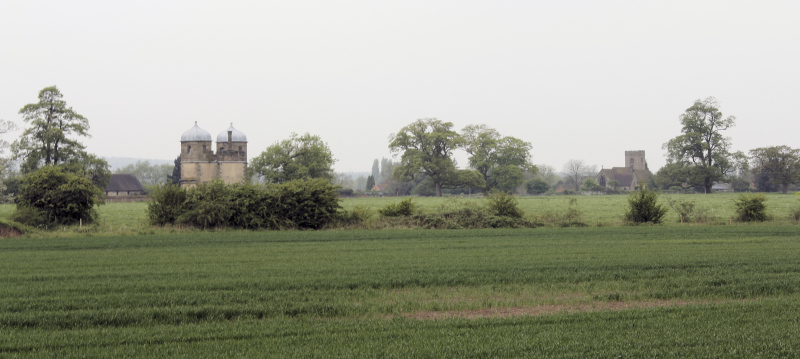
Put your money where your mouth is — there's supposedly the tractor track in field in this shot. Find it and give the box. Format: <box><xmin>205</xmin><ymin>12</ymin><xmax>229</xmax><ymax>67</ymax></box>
<box><xmin>402</xmin><ymin>298</ymin><xmax>754</xmax><ymax>320</ymax></box>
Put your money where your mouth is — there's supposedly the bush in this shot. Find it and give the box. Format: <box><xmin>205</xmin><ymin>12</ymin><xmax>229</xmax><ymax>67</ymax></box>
<box><xmin>336</xmin><ymin>205</ymin><xmax>373</xmax><ymax>227</ymax></box>
<box><xmin>525</xmin><ymin>178</ymin><xmax>549</xmax><ymax>195</ymax></box>
<box><xmin>177</xmin><ymin>180</ymin><xmax>234</xmax><ymax>229</ymax></box>
<box><xmin>145</xmin><ymin>178</ymin><xmax>341</xmax><ymax>230</ymax></box>
<box><xmin>734</xmin><ymin>194</ymin><xmax>767</xmax><ymax>222</ymax></box>
<box><xmin>13</xmin><ymin>166</ymin><xmax>104</xmax><ymax>227</ymax></box>
<box><xmin>624</xmin><ymin>186</ymin><xmax>667</xmax><ymax>224</ymax></box>
<box><xmin>485</xmin><ymin>189</ymin><xmax>523</xmax><ymax>218</ymax></box>
<box><xmin>581</xmin><ymin>178</ymin><xmax>602</xmax><ymax>192</ymax></box>
<box><xmin>379</xmin><ymin>198</ymin><xmax>417</xmax><ymax>217</ymax></box>
<box><xmin>666</xmin><ymin>197</ymin><xmax>711</xmax><ymax>223</ymax></box>
<box><xmin>276</xmin><ymin>178</ymin><xmax>342</xmax><ymax>229</ymax></box>
<box><xmin>147</xmin><ymin>183</ymin><xmax>187</xmax><ymax>226</ymax></box>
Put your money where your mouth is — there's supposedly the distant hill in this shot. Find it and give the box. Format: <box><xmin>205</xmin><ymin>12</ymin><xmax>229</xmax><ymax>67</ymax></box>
<box><xmin>105</xmin><ymin>157</ymin><xmax>173</xmax><ymax>171</ymax></box>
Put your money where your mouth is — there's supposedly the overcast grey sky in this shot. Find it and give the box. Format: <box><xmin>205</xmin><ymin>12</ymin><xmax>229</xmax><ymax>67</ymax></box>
<box><xmin>1</xmin><ymin>1</ymin><xmax>798</xmax><ymax>174</ymax></box>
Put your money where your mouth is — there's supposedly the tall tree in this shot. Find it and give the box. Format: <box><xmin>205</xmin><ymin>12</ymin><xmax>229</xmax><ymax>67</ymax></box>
<box><xmin>562</xmin><ymin>159</ymin><xmax>596</xmax><ymax>191</ymax></box>
<box><xmin>749</xmin><ymin>146</ymin><xmax>800</xmax><ymax>194</ymax></box>
<box><xmin>371</xmin><ymin>159</ymin><xmax>380</xmax><ymax>184</ymax></box>
<box><xmin>167</xmin><ymin>155</ymin><xmax>181</xmax><ymax>185</ymax></box>
<box><xmin>250</xmin><ymin>133</ymin><xmax>336</xmax><ymax>184</ymax></box>
<box><xmin>461</xmin><ymin>124</ymin><xmax>534</xmax><ymax>192</ymax></box>
<box><xmin>62</xmin><ymin>153</ymin><xmax>112</xmax><ymax>190</ymax></box>
<box><xmin>12</xmin><ymin>86</ymin><xmax>90</xmax><ymax>173</ymax></box>
<box><xmin>664</xmin><ymin>97</ymin><xmax>736</xmax><ymax>194</ymax></box>
<box><xmin>365</xmin><ymin>175</ymin><xmax>375</xmax><ymax>191</ymax></box>
<box><xmin>389</xmin><ymin>118</ymin><xmax>463</xmax><ymax>197</ymax></box>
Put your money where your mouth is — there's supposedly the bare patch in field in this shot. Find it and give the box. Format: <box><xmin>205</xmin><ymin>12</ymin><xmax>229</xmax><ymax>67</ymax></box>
<box><xmin>403</xmin><ymin>299</ymin><xmax>738</xmax><ymax>320</ymax></box>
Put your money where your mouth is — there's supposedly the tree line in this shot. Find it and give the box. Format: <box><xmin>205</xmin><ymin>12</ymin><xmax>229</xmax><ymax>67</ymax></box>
<box><xmin>3</xmin><ymin>87</ymin><xmax>800</xmax><ymax>228</ymax></box>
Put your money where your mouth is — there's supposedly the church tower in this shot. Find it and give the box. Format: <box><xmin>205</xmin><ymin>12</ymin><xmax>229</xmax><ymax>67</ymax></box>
<box><xmin>624</xmin><ymin>150</ymin><xmax>647</xmax><ymax>171</ymax></box>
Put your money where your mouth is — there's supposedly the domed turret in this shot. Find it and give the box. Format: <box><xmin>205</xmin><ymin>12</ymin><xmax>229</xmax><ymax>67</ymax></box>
<box><xmin>216</xmin><ymin>124</ymin><xmax>247</xmax><ymax>143</ymax></box>
<box><xmin>181</xmin><ymin>122</ymin><xmax>212</xmax><ymax>142</ymax></box>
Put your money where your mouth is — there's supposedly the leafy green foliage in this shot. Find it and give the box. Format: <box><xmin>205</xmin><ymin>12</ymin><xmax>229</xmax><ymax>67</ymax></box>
<box><xmin>525</xmin><ymin>178</ymin><xmax>549</xmax><ymax>194</ymax></box>
<box><xmin>580</xmin><ymin>178</ymin><xmax>602</xmax><ymax>191</ymax></box>
<box><xmin>365</xmin><ymin>175</ymin><xmax>375</xmax><ymax>191</ymax></box>
<box><xmin>389</xmin><ymin>118</ymin><xmax>463</xmax><ymax>197</ymax></box>
<box><xmin>749</xmin><ymin>145</ymin><xmax>800</xmax><ymax>194</ymax></box>
<box><xmin>665</xmin><ymin>97</ymin><xmax>736</xmax><ymax>193</ymax></box>
<box><xmin>177</xmin><ymin>180</ymin><xmax>234</xmax><ymax>228</ymax></box>
<box><xmin>250</xmin><ymin>133</ymin><xmax>336</xmax><ymax>184</ymax></box>
<box><xmin>276</xmin><ymin>178</ymin><xmax>342</xmax><ymax>229</ymax></box>
<box><xmin>666</xmin><ymin>197</ymin><xmax>711</xmax><ymax>223</ymax></box>
<box><xmin>461</xmin><ymin>124</ymin><xmax>533</xmax><ymax>192</ymax></box>
<box><xmin>147</xmin><ymin>179</ymin><xmax>340</xmax><ymax>229</ymax></box>
<box><xmin>13</xmin><ymin>166</ymin><xmax>104</xmax><ymax>226</ymax></box>
<box><xmin>447</xmin><ymin>169</ymin><xmax>486</xmax><ymax>193</ymax></box>
<box><xmin>378</xmin><ymin>197</ymin><xmax>417</xmax><ymax>217</ymax></box>
<box><xmin>733</xmin><ymin>194</ymin><xmax>767</xmax><ymax>222</ymax></box>
<box><xmin>146</xmin><ymin>183</ymin><xmax>187</xmax><ymax>226</ymax></box>
<box><xmin>11</xmin><ymin>86</ymin><xmax>91</xmax><ymax>173</ymax></box>
<box><xmin>624</xmin><ymin>186</ymin><xmax>668</xmax><ymax>224</ymax></box>
<box><xmin>485</xmin><ymin>189</ymin><xmax>523</xmax><ymax>218</ymax></box>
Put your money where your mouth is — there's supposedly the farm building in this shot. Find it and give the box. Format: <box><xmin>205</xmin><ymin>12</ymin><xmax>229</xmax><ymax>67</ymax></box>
<box><xmin>595</xmin><ymin>151</ymin><xmax>652</xmax><ymax>191</ymax></box>
<box><xmin>105</xmin><ymin>174</ymin><xmax>146</xmax><ymax>196</ymax></box>
<box><xmin>179</xmin><ymin>122</ymin><xmax>248</xmax><ymax>187</ymax></box>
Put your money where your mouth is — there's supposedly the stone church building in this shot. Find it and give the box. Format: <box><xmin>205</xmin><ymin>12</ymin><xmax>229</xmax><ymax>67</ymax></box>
<box><xmin>595</xmin><ymin>151</ymin><xmax>652</xmax><ymax>191</ymax></box>
<box><xmin>180</xmin><ymin>122</ymin><xmax>248</xmax><ymax>187</ymax></box>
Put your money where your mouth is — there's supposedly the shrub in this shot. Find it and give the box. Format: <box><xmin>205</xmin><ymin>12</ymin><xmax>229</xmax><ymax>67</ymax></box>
<box><xmin>13</xmin><ymin>166</ymin><xmax>104</xmax><ymax>227</ymax></box>
<box><xmin>147</xmin><ymin>183</ymin><xmax>187</xmax><ymax>226</ymax></box>
<box><xmin>145</xmin><ymin>178</ymin><xmax>341</xmax><ymax>230</ymax></box>
<box><xmin>624</xmin><ymin>186</ymin><xmax>667</xmax><ymax>224</ymax></box>
<box><xmin>580</xmin><ymin>178</ymin><xmax>602</xmax><ymax>192</ymax></box>
<box><xmin>525</xmin><ymin>178</ymin><xmax>549</xmax><ymax>195</ymax></box>
<box><xmin>485</xmin><ymin>189</ymin><xmax>524</xmax><ymax>218</ymax></box>
<box><xmin>276</xmin><ymin>178</ymin><xmax>341</xmax><ymax>229</ymax></box>
<box><xmin>379</xmin><ymin>198</ymin><xmax>417</xmax><ymax>217</ymax></box>
<box><xmin>734</xmin><ymin>194</ymin><xmax>767</xmax><ymax>222</ymax></box>
<box><xmin>336</xmin><ymin>205</ymin><xmax>373</xmax><ymax>227</ymax></box>
<box><xmin>177</xmin><ymin>180</ymin><xmax>234</xmax><ymax>229</ymax></box>
<box><xmin>790</xmin><ymin>207</ymin><xmax>800</xmax><ymax>222</ymax></box>
<box><xmin>666</xmin><ymin>197</ymin><xmax>711</xmax><ymax>223</ymax></box>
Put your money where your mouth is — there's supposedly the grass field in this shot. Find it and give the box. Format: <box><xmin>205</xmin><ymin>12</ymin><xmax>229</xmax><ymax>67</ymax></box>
<box><xmin>2</xmin><ymin>226</ymin><xmax>800</xmax><ymax>357</ymax></box>
<box><xmin>343</xmin><ymin>192</ymin><xmax>800</xmax><ymax>225</ymax></box>
<box><xmin>1</xmin><ymin>192</ymin><xmax>797</xmax><ymax>233</ymax></box>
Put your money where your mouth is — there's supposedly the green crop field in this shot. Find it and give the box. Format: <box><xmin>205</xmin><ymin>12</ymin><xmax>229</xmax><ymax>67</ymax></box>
<box><xmin>2</xmin><ymin>225</ymin><xmax>800</xmax><ymax>357</ymax></box>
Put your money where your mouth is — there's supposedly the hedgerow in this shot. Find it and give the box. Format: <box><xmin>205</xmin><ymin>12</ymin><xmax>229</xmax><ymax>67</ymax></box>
<box><xmin>148</xmin><ymin>178</ymin><xmax>341</xmax><ymax>229</ymax></box>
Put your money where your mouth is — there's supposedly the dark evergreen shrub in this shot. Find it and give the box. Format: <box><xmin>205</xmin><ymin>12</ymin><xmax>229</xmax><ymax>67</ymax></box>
<box><xmin>624</xmin><ymin>186</ymin><xmax>667</xmax><ymax>224</ymax></box>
